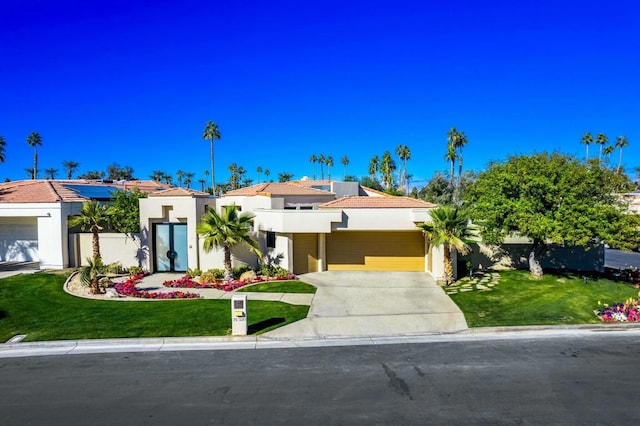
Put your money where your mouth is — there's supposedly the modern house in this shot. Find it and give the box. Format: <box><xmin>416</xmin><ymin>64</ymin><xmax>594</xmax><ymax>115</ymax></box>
<box><xmin>138</xmin><ymin>179</ymin><xmax>445</xmax><ymax>278</ymax></box>
<box><xmin>0</xmin><ymin>179</ymin><xmax>167</xmax><ymax>269</ymax></box>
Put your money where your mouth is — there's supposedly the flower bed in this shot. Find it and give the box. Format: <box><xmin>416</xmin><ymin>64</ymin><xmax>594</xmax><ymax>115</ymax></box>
<box><xmin>596</xmin><ymin>294</ymin><xmax>640</xmax><ymax>322</ymax></box>
<box><xmin>114</xmin><ymin>272</ymin><xmax>200</xmax><ymax>299</ymax></box>
<box><xmin>163</xmin><ymin>273</ymin><xmax>297</xmax><ymax>292</ymax></box>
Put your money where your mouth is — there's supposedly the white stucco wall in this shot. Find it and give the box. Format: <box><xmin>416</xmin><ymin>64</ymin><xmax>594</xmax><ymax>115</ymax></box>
<box><xmin>70</xmin><ymin>233</ymin><xmax>145</xmax><ymax>268</ymax></box>
<box><xmin>254</xmin><ymin>209</ymin><xmax>342</xmax><ymax>233</ymax></box>
<box><xmin>332</xmin><ymin>208</ymin><xmax>431</xmax><ymax>231</ymax></box>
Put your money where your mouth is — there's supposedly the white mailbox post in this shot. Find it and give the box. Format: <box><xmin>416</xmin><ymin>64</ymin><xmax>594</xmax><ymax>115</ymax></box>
<box><xmin>231</xmin><ymin>294</ymin><xmax>248</xmax><ymax>336</ymax></box>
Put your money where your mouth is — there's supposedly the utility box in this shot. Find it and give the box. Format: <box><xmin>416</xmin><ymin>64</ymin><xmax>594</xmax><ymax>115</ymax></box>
<box><xmin>231</xmin><ymin>294</ymin><xmax>248</xmax><ymax>336</ymax></box>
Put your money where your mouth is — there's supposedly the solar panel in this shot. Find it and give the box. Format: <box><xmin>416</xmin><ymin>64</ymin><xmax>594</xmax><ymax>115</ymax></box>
<box><xmin>64</xmin><ymin>184</ymin><xmax>117</xmax><ymax>200</ymax></box>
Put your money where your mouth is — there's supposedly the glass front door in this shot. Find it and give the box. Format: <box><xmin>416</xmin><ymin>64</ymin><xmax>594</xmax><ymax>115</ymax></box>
<box><xmin>153</xmin><ymin>223</ymin><xmax>188</xmax><ymax>272</ymax></box>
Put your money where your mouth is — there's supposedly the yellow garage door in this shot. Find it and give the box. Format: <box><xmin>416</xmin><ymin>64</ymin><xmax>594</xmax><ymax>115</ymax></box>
<box><xmin>326</xmin><ymin>231</ymin><xmax>425</xmax><ymax>271</ymax></box>
<box><xmin>293</xmin><ymin>233</ymin><xmax>318</xmax><ymax>274</ymax></box>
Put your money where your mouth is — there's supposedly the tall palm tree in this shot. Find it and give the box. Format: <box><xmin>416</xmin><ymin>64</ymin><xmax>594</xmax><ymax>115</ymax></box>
<box><xmin>44</xmin><ymin>168</ymin><xmax>57</xmax><ymax>179</ymax></box>
<box><xmin>596</xmin><ymin>133</ymin><xmax>608</xmax><ymax>164</ymax></box>
<box><xmin>176</xmin><ymin>169</ymin><xmax>185</xmax><ymax>187</ymax></box>
<box><xmin>150</xmin><ymin>170</ymin><xmax>164</xmax><ymax>182</ymax></box>
<box><xmin>0</xmin><ymin>135</ymin><xmax>6</xmax><ymax>163</ymax></box>
<box><xmin>197</xmin><ymin>204</ymin><xmax>261</xmax><ymax>282</ymax></box>
<box><xmin>396</xmin><ymin>145</ymin><xmax>411</xmax><ymax>192</ymax></box>
<box><xmin>62</xmin><ymin>160</ymin><xmax>80</xmax><ymax>179</ymax></box>
<box><xmin>444</xmin><ymin>144</ymin><xmax>457</xmax><ymax>189</ymax></box>
<box><xmin>318</xmin><ymin>154</ymin><xmax>326</xmax><ymax>179</ymax></box>
<box><xmin>68</xmin><ymin>200</ymin><xmax>111</xmax><ymax>263</ymax></box>
<box><xmin>184</xmin><ymin>172</ymin><xmax>195</xmax><ymax>189</ymax></box>
<box><xmin>615</xmin><ymin>136</ymin><xmax>629</xmax><ymax>173</ymax></box>
<box><xmin>454</xmin><ymin>131</ymin><xmax>468</xmax><ymax>188</ymax></box>
<box><xmin>202</xmin><ymin>121</ymin><xmax>221</xmax><ymax>194</ymax></box>
<box><xmin>198</xmin><ymin>178</ymin><xmax>206</xmax><ymax>192</ymax></box>
<box><xmin>264</xmin><ymin>169</ymin><xmax>270</xmax><ymax>181</ymax></box>
<box><xmin>256</xmin><ymin>166</ymin><xmax>263</xmax><ymax>183</ymax></box>
<box><xmin>368</xmin><ymin>155</ymin><xmax>379</xmax><ymax>180</ymax></box>
<box><xmin>310</xmin><ymin>154</ymin><xmax>317</xmax><ymax>179</ymax></box>
<box><xmin>26</xmin><ymin>132</ymin><xmax>42</xmax><ymax>179</ymax></box>
<box><xmin>278</xmin><ymin>172</ymin><xmax>293</xmax><ymax>182</ymax></box>
<box><xmin>581</xmin><ymin>132</ymin><xmax>593</xmax><ymax>162</ymax></box>
<box><xmin>603</xmin><ymin>145</ymin><xmax>615</xmax><ymax>166</ymax></box>
<box><xmin>341</xmin><ymin>156</ymin><xmax>349</xmax><ymax>180</ymax></box>
<box><xmin>418</xmin><ymin>206</ymin><xmax>475</xmax><ymax>285</ymax></box>
<box><xmin>380</xmin><ymin>151</ymin><xmax>396</xmax><ymax>190</ymax></box>
<box><xmin>228</xmin><ymin>163</ymin><xmax>239</xmax><ymax>189</ymax></box>
<box><xmin>326</xmin><ymin>156</ymin><xmax>334</xmax><ymax>180</ymax></box>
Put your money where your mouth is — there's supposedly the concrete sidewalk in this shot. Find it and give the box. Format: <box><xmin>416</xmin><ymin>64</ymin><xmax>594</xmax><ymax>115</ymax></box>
<box><xmin>264</xmin><ymin>271</ymin><xmax>468</xmax><ymax>338</ymax></box>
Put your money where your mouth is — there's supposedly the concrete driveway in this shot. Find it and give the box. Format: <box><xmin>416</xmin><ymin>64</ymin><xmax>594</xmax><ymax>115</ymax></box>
<box><xmin>263</xmin><ymin>271</ymin><xmax>468</xmax><ymax>339</ymax></box>
<box><xmin>0</xmin><ymin>262</ymin><xmax>39</xmax><ymax>279</ymax></box>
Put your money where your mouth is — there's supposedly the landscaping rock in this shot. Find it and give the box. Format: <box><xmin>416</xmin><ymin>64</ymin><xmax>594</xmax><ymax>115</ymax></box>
<box><xmin>239</xmin><ymin>270</ymin><xmax>257</xmax><ymax>281</ymax></box>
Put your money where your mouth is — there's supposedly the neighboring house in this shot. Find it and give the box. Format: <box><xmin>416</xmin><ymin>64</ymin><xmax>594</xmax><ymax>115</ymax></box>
<box><xmin>139</xmin><ymin>179</ymin><xmax>445</xmax><ymax>278</ymax></box>
<box><xmin>0</xmin><ymin>179</ymin><xmax>167</xmax><ymax>269</ymax></box>
<box><xmin>620</xmin><ymin>192</ymin><xmax>640</xmax><ymax>215</ymax></box>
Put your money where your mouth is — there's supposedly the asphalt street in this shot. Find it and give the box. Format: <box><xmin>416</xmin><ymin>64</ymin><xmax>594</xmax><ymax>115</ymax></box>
<box><xmin>2</xmin><ymin>332</ymin><xmax>640</xmax><ymax>425</ymax></box>
<box><xmin>605</xmin><ymin>248</ymin><xmax>640</xmax><ymax>270</ymax></box>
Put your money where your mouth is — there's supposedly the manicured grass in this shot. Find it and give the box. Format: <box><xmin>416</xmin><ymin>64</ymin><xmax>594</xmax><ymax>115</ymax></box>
<box><xmin>237</xmin><ymin>280</ymin><xmax>316</xmax><ymax>294</ymax></box>
<box><xmin>450</xmin><ymin>269</ymin><xmax>640</xmax><ymax>327</ymax></box>
<box><xmin>0</xmin><ymin>273</ymin><xmax>309</xmax><ymax>342</ymax></box>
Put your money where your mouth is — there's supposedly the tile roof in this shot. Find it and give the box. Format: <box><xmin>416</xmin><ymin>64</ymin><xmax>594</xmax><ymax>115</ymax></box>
<box><xmin>292</xmin><ymin>179</ymin><xmax>334</xmax><ymax>187</ymax></box>
<box><xmin>0</xmin><ymin>180</ymin><xmax>168</xmax><ymax>203</ymax></box>
<box><xmin>319</xmin><ymin>196</ymin><xmax>437</xmax><ymax>209</ymax></box>
<box><xmin>224</xmin><ymin>182</ymin><xmax>335</xmax><ymax>197</ymax></box>
<box><xmin>149</xmin><ymin>187</ymin><xmax>211</xmax><ymax>197</ymax></box>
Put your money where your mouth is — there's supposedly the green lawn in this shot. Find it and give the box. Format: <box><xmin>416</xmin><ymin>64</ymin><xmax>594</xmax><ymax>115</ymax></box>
<box><xmin>450</xmin><ymin>269</ymin><xmax>640</xmax><ymax>327</ymax></box>
<box><xmin>0</xmin><ymin>273</ymin><xmax>310</xmax><ymax>342</ymax></box>
<box><xmin>237</xmin><ymin>280</ymin><xmax>316</xmax><ymax>294</ymax></box>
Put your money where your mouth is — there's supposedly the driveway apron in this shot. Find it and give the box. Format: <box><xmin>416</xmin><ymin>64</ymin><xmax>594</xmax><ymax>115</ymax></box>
<box><xmin>263</xmin><ymin>271</ymin><xmax>468</xmax><ymax>339</ymax></box>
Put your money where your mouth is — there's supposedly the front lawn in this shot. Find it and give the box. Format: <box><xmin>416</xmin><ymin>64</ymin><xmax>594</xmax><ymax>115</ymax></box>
<box><xmin>0</xmin><ymin>273</ymin><xmax>309</xmax><ymax>342</ymax></box>
<box><xmin>236</xmin><ymin>280</ymin><xmax>316</xmax><ymax>294</ymax></box>
<box><xmin>450</xmin><ymin>270</ymin><xmax>640</xmax><ymax>327</ymax></box>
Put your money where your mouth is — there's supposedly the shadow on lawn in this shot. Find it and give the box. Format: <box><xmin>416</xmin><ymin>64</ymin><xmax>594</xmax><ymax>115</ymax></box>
<box><xmin>248</xmin><ymin>317</ymin><xmax>285</xmax><ymax>334</ymax></box>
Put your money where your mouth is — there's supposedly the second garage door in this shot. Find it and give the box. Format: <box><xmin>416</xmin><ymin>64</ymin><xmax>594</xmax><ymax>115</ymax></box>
<box><xmin>326</xmin><ymin>231</ymin><xmax>425</xmax><ymax>272</ymax></box>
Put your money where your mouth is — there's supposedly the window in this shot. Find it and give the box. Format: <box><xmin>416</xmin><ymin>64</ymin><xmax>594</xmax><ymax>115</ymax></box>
<box><xmin>300</xmin><ymin>206</ymin><xmax>313</xmax><ymax>210</ymax></box>
<box><xmin>266</xmin><ymin>231</ymin><xmax>276</xmax><ymax>248</ymax></box>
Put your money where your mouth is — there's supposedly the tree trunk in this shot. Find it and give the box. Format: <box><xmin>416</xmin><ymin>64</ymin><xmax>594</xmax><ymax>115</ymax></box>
<box><xmin>33</xmin><ymin>151</ymin><xmax>38</xmax><ymax>179</ymax></box>
<box><xmin>210</xmin><ymin>139</ymin><xmax>215</xmax><ymax>195</ymax></box>
<box><xmin>443</xmin><ymin>245</ymin><xmax>453</xmax><ymax>285</ymax></box>
<box><xmin>90</xmin><ymin>276</ymin><xmax>100</xmax><ymax>295</ymax></box>
<box><xmin>529</xmin><ymin>240</ymin><xmax>546</xmax><ymax>278</ymax></box>
<box><xmin>92</xmin><ymin>230</ymin><xmax>101</xmax><ymax>262</ymax></box>
<box><xmin>223</xmin><ymin>245</ymin><xmax>233</xmax><ymax>282</ymax></box>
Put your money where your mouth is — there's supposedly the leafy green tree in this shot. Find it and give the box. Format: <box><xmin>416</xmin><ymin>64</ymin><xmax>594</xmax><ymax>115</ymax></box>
<box><xmin>69</xmin><ymin>201</ymin><xmax>111</xmax><ymax>262</ymax></box>
<box><xmin>203</xmin><ymin>121</ymin><xmax>221</xmax><ymax>194</ymax></box>
<box><xmin>197</xmin><ymin>204</ymin><xmax>261</xmax><ymax>281</ymax></box>
<box><xmin>106</xmin><ymin>163</ymin><xmax>134</xmax><ymax>180</ymax></box>
<box><xmin>359</xmin><ymin>176</ymin><xmax>383</xmax><ymax>191</ymax></box>
<box><xmin>581</xmin><ymin>132</ymin><xmax>593</xmax><ymax>162</ymax></box>
<box><xmin>26</xmin><ymin>132</ymin><xmax>42</xmax><ymax>179</ymax></box>
<box><xmin>0</xmin><ymin>135</ymin><xmax>6</xmax><ymax>163</ymax></box>
<box><xmin>78</xmin><ymin>170</ymin><xmax>105</xmax><ymax>180</ymax></box>
<box><xmin>418</xmin><ymin>206</ymin><xmax>475</xmax><ymax>284</ymax></box>
<box><xmin>107</xmin><ymin>189</ymin><xmax>147</xmax><ymax>233</ymax></box>
<box><xmin>615</xmin><ymin>136</ymin><xmax>629</xmax><ymax>173</ymax></box>
<box><xmin>62</xmin><ymin>160</ymin><xmax>80</xmax><ymax>179</ymax></box>
<box><xmin>278</xmin><ymin>172</ymin><xmax>293</xmax><ymax>182</ymax></box>
<box><xmin>44</xmin><ymin>168</ymin><xmax>57</xmax><ymax>179</ymax></box>
<box><xmin>466</xmin><ymin>153</ymin><xmax>638</xmax><ymax>278</ymax></box>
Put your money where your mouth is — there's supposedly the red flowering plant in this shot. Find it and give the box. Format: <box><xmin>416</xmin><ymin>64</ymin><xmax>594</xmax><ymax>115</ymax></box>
<box><xmin>162</xmin><ymin>271</ymin><xmax>298</xmax><ymax>292</ymax></box>
<box><xmin>595</xmin><ymin>293</ymin><xmax>640</xmax><ymax>322</ymax></box>
<box><xmin>114</xmin><ymin>271</ymin><xmax>200</xmax><ymax>299</ymax></box>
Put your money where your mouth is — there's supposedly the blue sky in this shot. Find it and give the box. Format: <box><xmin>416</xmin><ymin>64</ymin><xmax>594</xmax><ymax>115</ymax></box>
<box><xmin>1</xmin><ymin>0</ymin><xmax>639</xmax><ymax>187</ymax></box>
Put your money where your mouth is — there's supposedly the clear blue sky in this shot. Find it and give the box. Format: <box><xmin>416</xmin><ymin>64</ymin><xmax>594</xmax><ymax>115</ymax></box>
<box><xmin>1</xmin><ymin>0</ymin><xmax>639</xmax><ymax>186</ymax></box>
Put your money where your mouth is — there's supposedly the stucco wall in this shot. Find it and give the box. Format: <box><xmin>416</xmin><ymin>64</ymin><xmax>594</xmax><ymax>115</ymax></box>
<box><xmin>69</xmin><ymin>232</ymin><xmax>145</xmax><ymax>268</ymax></box>
<box><xmin>332</xmin><ymin>208</ymin><xmax>431</xmax><ymax>231</ymax></box>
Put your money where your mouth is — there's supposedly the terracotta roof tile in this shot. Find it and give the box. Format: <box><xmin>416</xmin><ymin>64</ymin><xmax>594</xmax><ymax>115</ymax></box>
<box><xmin>149</xmin><ymin>187</ymin><xmax>211</xmax><ymax>197</ymax></box>
<box><xmin>319</xmin><ymin>196</ymin><xmax>437</xmax><ymax>209</ymax></box>
<box><xmin>224</xmin><ymin>182</ymin><xmax>335</xmax><ymax>197</ymax></box>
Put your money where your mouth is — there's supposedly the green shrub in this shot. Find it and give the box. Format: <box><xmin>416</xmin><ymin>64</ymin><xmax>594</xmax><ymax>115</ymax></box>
<box><xmin>128</xmin><ymin>265</ymin><xmax>144</xmax><ymax>276</ymax></box>
<box><xmin>105</xmin><ymin>262</ymin><xmax>125</xmax><ymax>275</ymax></box>
<box><xmin>232</xmin><ymin>265</ymin><xmax>253</xmax><ymax>278</ymax></box>
<box><xmin>187</xmin><ymin>268</ymin><xmax>202</xmax><ymax>278</ymax></box>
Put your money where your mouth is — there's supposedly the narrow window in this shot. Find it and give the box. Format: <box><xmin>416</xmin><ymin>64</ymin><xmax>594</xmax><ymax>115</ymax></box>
<box><xmin>266</xmin><ymin>231</ymin><xmax>276</xmax><ymax>248</ymax></box>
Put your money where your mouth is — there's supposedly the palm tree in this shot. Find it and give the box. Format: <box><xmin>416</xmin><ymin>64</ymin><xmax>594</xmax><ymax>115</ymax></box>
<box><xmin>615</xmin><ymin>136</ymin><xmax>629</xmax><ymax>173</ymax></box>
<box><xmin>197</xmin><ymin>204</ymin><xmax>261</xmax><ymax>282</ymax></box>
<box><xmin>581</xmin><ymin>132</ymin><xmax>593</xmax><ymax>162</ymax></box>
<box><xmin>202</xmin><ymin>121</ymin><xmax>221</xmax><ymax>194</ymax></box>
<box><xmin>444</xmin><ymin>144</ymin><xmax>457</xmax><ymax>189</ymax></box>
<box><xmin>596</xmin><ymin>133</ymin><xmax>608</xmax><ymax>164</ymax></box>
<box><xmin>368</xmin><ymin>155</ymin><xmax>379</xmax><ymax>180</ymax></box>
<box><xmin>278</xmin><ymin>172</ymin><xmax>293</xmax><ymax>182</ymax></box>
<box><xmin>326</xmin><ymin>156</ymin><xmax>334</xmax><ymax>180</ymax></box>
<box><xmin>341</xmin><ymin>156</ymin><xmax>349</xmax><ymax>180</ymax></box>
<box><xmin>418</xmin><ymin>206</ymin><xmax>475</xmax><ymax>285</ymax></box>
<box><xmin>264</xmin><ymin>169</ymin><xmax>270</xmax><ymax>181</ymax></box>
<box><xmin>184</xmin><ymin>172</ymin><xmax>195</xmax><ymax>189</ymax></box>
<box><xmin>198</xmin><ymin>178</ymin><xmax>206</xmax><ymax>192</ymax></box>
<box><xmin>68</xmin><ymin>200</ymin><xmax>111</xmax><ymax>262</ymax></box>
<box><xmin>176</xmin><ymin>170</ymin><xmax>185</xmax><ymax>187</ymax></box>
<box><xmin>150</xmin><ymin>170</ymin><xmax>164</xmax><ymax>182</ymax></box>
<box><xmin>26</xmin><ymin>132</ymin><xmax>42</xmax><ymax>179</ymax></box>
<box><xmin>603</xmin><ymin>145</ymin><xmax>615</xmax><ymax>166</ymax></box>
<box><xmin>0</xmin><ymin>135</ymin><xmax>6</xmax><ymax>163</ymax></box>
<box><xmin>380</xmin><ymin>151</ymin><xmax>396</xmax><ymax>190</ymax></box>
<box><xmin>454</xmin><ymin>132</ymin><xmax>468</xmax><ymax>188</ymax></box>
<box><xmin>228</xmin><ymin>163</ymin><xmax>239</xmax><ymax>189</ymax></box>
<box><xmin>256</xmin><ymin>166</ymin><xmax>263</xmax><ymax>183</ymax></box>
<box><xmin>396</xmin><ymin>145</ymin><xmax>411</xmax><ymax>192</ymax></box>
<box><xmin>62</xmin><ymin>160</ymin><xmax>80</xmax><ymax>179</ymax></box>
<box><xmin>24</xmin><ymin>168</ymin><xmax>34</xmax><ymax>178</ymax></box>
<box><xmin>80</xmin><ymin>256</ymin><xmax>106</xmax><ymax>295</ymax></box>
<box><xmin>318</xmin><ymin>154</ymin><xmax>326</xmax><ymax>179</ymax></box>
<box><xmin>44</xmin><ymin>168</ymin><xmax>57</xmax><ymax>179</ymax></box>
<box><xmin>310</xmin><ymin>154</ymin><xmax>317</xmax><ymax>179</ymax></box>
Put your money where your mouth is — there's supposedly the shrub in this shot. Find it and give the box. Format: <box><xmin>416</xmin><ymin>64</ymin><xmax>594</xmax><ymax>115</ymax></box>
<box><xmin>187</xmin><ymin>268</ymin><xmax>202</xmax><ymax>278</ymax></box>
<box><xmin>232</xmin><ymin>265</ymin><xmax>253</xmax><ymax>278</ymax></box>
<box><xmin>106</xmin><ymin>262</ymin><xmax>125</xmax><ymax>275</ymax></box>
<box><xmin>128</xmin><ymin>265</ymin><xmax>144</xmax><ymax>276</ymax></box>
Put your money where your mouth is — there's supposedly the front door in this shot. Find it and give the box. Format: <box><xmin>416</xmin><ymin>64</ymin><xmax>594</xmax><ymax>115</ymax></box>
<box><xmin>153</xmin><ymin>223</ymin><xmax>188</xmax><ymax>272</ymax></box>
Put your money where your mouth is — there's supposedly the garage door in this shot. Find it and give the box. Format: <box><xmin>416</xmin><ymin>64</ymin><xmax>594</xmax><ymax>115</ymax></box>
<box><xmin>326</xmin><ymin>231</ymin><xmax>425</xmax><ymax>271</ymax></box>
<box><xmin>293</xmin><ymin>233</ymin><xmax>318</xmax><ymax>274</ymax></box>
<box><xmin>0</xmin><ymin>217</ymin><xmax>39</xmax><ymax>262</ymax></box>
